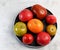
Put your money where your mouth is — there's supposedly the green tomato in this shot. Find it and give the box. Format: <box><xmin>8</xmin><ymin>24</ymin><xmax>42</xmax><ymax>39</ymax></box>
<box><xmin>14</xmin><ymin>22</ymin><xmax>27</xmax><ymax>36</ymax></box>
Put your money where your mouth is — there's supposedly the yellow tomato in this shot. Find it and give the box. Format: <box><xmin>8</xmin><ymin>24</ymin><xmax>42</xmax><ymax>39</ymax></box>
<box><xmin>46</xmin><ymin>25</ymin><xmax>57</xmax><ymax>36</ymax></box>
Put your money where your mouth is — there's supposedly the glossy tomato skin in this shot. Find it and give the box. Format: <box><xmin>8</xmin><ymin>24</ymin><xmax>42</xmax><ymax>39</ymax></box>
<box><xmin>19</xmin><ymin>9</ymin><xmax>33</xmax><ymax>22</ymax></box>
<box><xmin>37</xmin><ymin>32</ymin><xmax>51</xmax><ymax>46</ymax></box>
<box><xmin>32</xmin><ymin>4</ymin><xmax>47</xmax><ymax>19</ymax></box>
<box><xmin>46</xmin><ymin>25</ymin><xmax>57</xmax><ymax>36</ymax></box>
<box><xmin>14</xmin><ymin>22</ymin><xmax>27</xmax><ymax>36</ymax></box>
<box><xmin>27</xmin><ymin>19</ymin><xmax>44</xmax><ymax>34</ymax></box>
<box><xmin>46</xmin><ymin>15</ymin><xmax>57</xmax><ymax>24</ymax></box>
<box><xmin>22</xmin><ymin>34</ymin><xmax>34</xmax><ymax>44</ymax></box>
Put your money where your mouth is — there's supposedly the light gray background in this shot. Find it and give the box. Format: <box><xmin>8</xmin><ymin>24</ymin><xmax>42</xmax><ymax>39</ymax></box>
<box><xmin>0</xmin><ymin>0</ymin><xmax>60</xmax><ymax>50</ymax></box>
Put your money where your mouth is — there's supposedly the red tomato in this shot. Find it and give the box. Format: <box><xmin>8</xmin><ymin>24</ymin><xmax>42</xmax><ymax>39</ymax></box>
<box><xmin>46</xmin><ymin>15</ymin><xmax>57</xmax><ymax>24</ymax></box>
<box><xmin>37</xmin><ymin>32</ymin><xmax>51</xmax><ymax>46</ymax></box>
<box><xmin>32</xmin><ymin>4</ymin><xmax>47</xmax><ymax>19</ymax></box>
<box><xmin>22</xmin><ymin>34</ymin><xmax>34</xmax><ymax>44</ymax></box>
<box><xmin>19</xmin><ymin>9</ymin><xmax>33</xmax><ymax>22</ymax></box>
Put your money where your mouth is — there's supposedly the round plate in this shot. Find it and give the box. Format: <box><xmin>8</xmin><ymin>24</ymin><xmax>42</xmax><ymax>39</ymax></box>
<box><xmin>14</xmin><ymin>6</ymin><xmax>57</xmax><ymax>47</ymax></box>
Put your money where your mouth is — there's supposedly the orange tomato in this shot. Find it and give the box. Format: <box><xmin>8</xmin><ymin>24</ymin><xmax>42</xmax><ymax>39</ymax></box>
<box><xmin>27</xmin><ymin>19</ymin><xmax>44</xmax><ymax>34</ymax></box>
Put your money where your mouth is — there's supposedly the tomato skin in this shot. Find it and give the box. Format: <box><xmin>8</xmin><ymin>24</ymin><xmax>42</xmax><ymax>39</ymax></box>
<box><xmin>27</xmin><ymin>19</ymin><xmax>44</xmax><ymax>33</ymax></box>
<box><xmin>32</xmin><ymin>4</ymin><xmax>47</xmax><ymax>19</ymax></box>
<box><xmin>22</xmin><ymin>34</ymin><xmax>34</xmax><ymax>44</ymax></box>
<box><xmin>19</xmin><ymin>9</ymin><xmax>33</xmax><ymax>22</ymax></box>
<box><xmin>37</xmin><ymin>32</ymin><xmax>51</xmax><ymax>46</ymax></box>
<box><xmin>14</xmin><ymin>22</ymin><xmax>27</xmax><ymax>36</ymax></box>
<box><xmin>46</xmin><ymin>25</ymin><xmax>57</xmax><ymax>36</ymax></box>
<box><xmin>46</xmin><ymin>15</ymin><xmax>57</xmax><ymax>24</ymax></box>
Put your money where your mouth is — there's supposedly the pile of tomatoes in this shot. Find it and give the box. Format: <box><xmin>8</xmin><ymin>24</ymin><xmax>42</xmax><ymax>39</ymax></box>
<box><xmin>14</xmin><ymin>4</ymin><xmax>57</xmax><ymax>46</ymax></box>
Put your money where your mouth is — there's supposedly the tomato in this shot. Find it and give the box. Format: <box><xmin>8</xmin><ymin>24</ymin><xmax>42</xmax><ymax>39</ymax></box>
<box><xmin>46</xmin><ymin>25</ymin><xmax>57</xmax><ymax>36</ymax></box>
<box><xmin>22</xmin><ymin>34</ymin><xmax>34</xmax><ymax>44</ymax></box>
<box><xmin>14</xmin><ymin>22</ymin><xmax>27</xmax><ymax>36</ymax></box>
<box><xmin>46</xmin><ymin>15</ymin><xmax>57</xmax><ymax>24</ymax></box>
<box><xmin>32</xmin><ymin>4</ymin><xmax>47</xmax><ymax>19</ymax></box>
<box><xmin>27</xmin><ymin>19</ymin><xmax>44</xmax><ymax>34</ymax></box>
<box><xmin>37</xmin><ymin>32</ymin><xmax>51</xmax><ymax>46</ymax></box>
<box><xmin>19</xmin><ymin>9</ymin><xmax>33</xmax><ymax>22</ymax></box>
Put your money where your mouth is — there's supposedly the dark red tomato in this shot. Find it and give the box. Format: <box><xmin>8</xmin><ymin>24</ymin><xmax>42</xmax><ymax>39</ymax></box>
<box><xmin>22</xmin><ymin>34</ymin><xmax>34</xmax><ymax>44</ymax></box>
<box><xmin>19</xmin><ymin>9</ymin><xmax>33</xmax><ymax>22</ymax></box>
<box><xmin>46</xmin><ymin>15</ymin><xmax>57</xmax><ymax>24</ymax></box>
<box><xmin>32</xmin><ymin>4</ymin><xmax>47</xmax><ymax>19</ymax></box>
<box><xmin>37</xmin><ymin>32</ymin><xmax>51</xmax><ymax>46</ymax></box>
